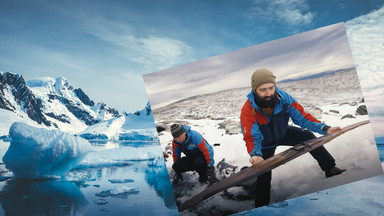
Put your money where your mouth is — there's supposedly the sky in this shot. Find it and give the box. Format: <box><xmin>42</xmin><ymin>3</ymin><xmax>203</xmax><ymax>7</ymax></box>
<box><xmin>143</xmin><ymin>22</ymin><xmax>355</xmax><ymax>109</ymax></box>
<box><xmin>0</xmin><ymin>0</ymin><xmax>383</xmax><ymax>136</ymax></box>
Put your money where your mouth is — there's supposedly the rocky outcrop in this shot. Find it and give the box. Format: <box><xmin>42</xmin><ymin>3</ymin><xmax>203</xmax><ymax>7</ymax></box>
<box><xmin>0</xmin><ymin>72</ymin><xmax>53</xmax><ymax>127</ymax></box>
<box><xmin>355</xmin><ymin>105</ymin><xmax>368</xmax><ymax>115</ymax></box>
<box><xmin>74</xmin><ymin>88</ymin><xmax>95</xmax><ymax>106</ymax></box>
<box><xmin>98</xmin><ymin>102</ymin><xmax>119</xmax><ymax>117</ymax></box>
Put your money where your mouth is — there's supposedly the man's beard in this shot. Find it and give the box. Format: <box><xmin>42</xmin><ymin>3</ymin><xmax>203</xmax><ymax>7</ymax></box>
<box><xmin>254</xmin><ymin>91</ymin><xmax>279</xmax><ymax>108</ymax></box>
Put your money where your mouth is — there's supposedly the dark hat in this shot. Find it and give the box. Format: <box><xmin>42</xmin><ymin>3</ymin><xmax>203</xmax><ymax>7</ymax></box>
<box><xmin>171</xmin><ymin>124</ymin><xmax>185</xmax><ymax>138</ymax></box>
<box><xmin>251</xmin><ymin>68</ymin><xmax>276</xmax><ymax>90</ymax></box>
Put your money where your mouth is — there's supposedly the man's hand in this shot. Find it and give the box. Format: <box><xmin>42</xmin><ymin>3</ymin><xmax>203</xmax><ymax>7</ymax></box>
<box><xmin>249</xmin><ymin>155</ymin><xmax>264</xmax><ymax>165</ymax></box>
<box><xmin>326</xmin><ymin>126</ymin><xmax>342</xmax><ymax>135</ymax></box>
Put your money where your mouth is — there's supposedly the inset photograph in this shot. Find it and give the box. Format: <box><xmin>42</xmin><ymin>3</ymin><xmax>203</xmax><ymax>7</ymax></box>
<box><xmin>143</xmin><ymin>22</ymin><xmax>383</xmax><ymax>215</ymax></box>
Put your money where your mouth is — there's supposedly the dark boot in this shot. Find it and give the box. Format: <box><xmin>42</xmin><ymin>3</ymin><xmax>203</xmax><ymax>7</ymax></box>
<box><xmin>325</xmin><ymin>166</ymin><xmax>346</xmax><ymax>178</ymax></box>
<box><xmin>173</xmin><ymin>172</ymin><xmax>183</xmax><ymax>184</ymax></box>
<box><xmin>198</xmin><ymin>172</ymin><xmax>208</xmax><ymax>183</ymax></box>
<box><xmin>207</xmin><ymin>167</ymin><xmax>218</xmax><ymax>185</ymax></box>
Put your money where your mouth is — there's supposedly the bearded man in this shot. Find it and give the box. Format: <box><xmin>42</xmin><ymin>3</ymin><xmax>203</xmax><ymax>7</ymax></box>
<box><xmin>240</xmin><ymin>68</ymin><xmax>346</xmax><ymax>208</ymax></box>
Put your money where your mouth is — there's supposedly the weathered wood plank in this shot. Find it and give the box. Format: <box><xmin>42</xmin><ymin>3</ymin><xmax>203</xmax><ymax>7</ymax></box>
<box><xmin>179</xmin><ymin>120</ymin><xmax>370</xmax><ymax>211</ymax></box>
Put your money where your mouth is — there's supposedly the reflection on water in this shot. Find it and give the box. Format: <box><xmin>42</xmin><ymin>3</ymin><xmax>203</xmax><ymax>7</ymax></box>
<box><xmin>0</xmin><ymin>140</ymin><xmax>178</xmax><ymax>216</ymax></box>
<box><xmin>88</xmin><ymin>140</ymin><xmax>159</xmax><ymax>150</ymax></box>
<box><xmin>145</xmin><ymin>163</ymin><xmax>177</xmax><ymax>208</ymax></box>
<box><xmin>0</xmin><ymin>180</ymin><xmax>88</xmax><ymax>215</ymax></box>
<box><xmin>377</xmin><ymin>144</ymin><xmax>384</xmax><ymax>162</ymax></box>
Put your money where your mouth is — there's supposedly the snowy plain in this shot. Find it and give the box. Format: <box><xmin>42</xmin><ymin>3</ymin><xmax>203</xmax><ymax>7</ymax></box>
<box><xmin>153</xmin><ymin>69</ymin><xmax>383</xmax><ymax>215</ymax></box>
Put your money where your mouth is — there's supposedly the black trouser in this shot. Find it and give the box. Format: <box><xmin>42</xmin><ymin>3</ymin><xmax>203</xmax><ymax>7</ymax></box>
<box><xmin>254</xmin><ymin>126</ymin><xmax>336</xmax><ymax>208</ymax></box>
<box><xmin>172</xmin><ymin>153</ymin><xmax>208</xmax><ymax>177</ymax></box>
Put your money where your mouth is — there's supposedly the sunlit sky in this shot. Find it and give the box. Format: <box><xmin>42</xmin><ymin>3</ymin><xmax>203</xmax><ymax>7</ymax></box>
<box><xmin>0</xmin><ymin>0</ymin><xmax>383</xmax><ymax>137</ymax></box>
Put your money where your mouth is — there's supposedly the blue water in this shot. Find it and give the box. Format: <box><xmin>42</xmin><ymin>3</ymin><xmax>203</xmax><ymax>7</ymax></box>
<box><xmin>377</xmin><ymin>144</ymin><xmax>384</xmax><ymax>162</ymax></box>
<box><xmin>0</xmin><ymin>140</ymin><xmax>179</xmax><ymax>216</ymax></box>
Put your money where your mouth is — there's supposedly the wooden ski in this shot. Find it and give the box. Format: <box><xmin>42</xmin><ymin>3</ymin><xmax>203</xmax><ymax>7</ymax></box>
<box><xmin>179</xmin><ymin>120</ymin><xmax>370</xmax><ymax>211</ymax></box>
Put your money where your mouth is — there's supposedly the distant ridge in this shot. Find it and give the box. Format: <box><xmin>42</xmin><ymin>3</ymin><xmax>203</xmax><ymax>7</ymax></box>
<box><xmin>278</xmin><ymin>67</ymin><xmax>355</xmax><ymax>83</ymax></box>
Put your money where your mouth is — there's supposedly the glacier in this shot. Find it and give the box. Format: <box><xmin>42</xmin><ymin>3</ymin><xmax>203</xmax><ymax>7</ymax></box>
<box><xmin>3</xmin><ymin>122</ymin><xmax>92</xmax><ymax>179</ymax></box>
<box><xmin>78</xmin><ymin>102</ymin><xmax>158</xmax><ymax>141</ymax></box>
<box><xmin>78</xmin><ymin>145</ymin><xmax>163</xmax><ymax>168</ymax></box>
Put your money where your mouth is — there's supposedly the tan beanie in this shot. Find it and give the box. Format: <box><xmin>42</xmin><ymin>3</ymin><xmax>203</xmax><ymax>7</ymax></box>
<box><xmin>251</xmin><ymin>68</ymin><xmax>276</xmax><ymax>90</ymax></box>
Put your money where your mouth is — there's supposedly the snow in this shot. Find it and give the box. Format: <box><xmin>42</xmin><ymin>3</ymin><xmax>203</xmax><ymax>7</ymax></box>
<box><xmin>77</xmin><ymin>114</ymin><xmax>158</xmax><ymax>141</ymax></box>
<box><xmin>3</xmin><ymin>122</ymin><xmax>92</xmax><ymax>179</ymax></box>
<box><xmin>26</xmin><ymin>77</ymin><xmax>92</xmax><ymax>132</ymax></box>
<box><xmin>78</xmin><ymin>102</ymin><xmax>158</xmax><ymax>141</ymax></box>
<box><xmin>122</xmin><ymin>103</ymin><xmax>157</xmax><ymax>130</ymax></box>
<box><xmin>0</xmin><ymin>109</ymin><xmax>42</xmax><ymax>137</ymax></box>
<box><xmin>119</xmin><ymin>128</ymin><xmax>158</xmax><ymax>141</ymax></box>
<box><xmin>78</xmin><ymin>115</ymin><xmax>125</xmax><ymax>140</ymax></box>
<box><xmin>91</xmin><ymin>102</ymin><xmax>117</xmax><ymax>121</ymax></box>
<box><xmin>24</xmin><ymin>76</ymin><xmax>123</xmax><ymax>133</ymax></box>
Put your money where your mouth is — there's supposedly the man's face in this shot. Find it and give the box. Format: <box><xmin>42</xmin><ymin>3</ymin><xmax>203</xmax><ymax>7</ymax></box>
<box><xmin>174</xmin><ymin>131</ymin><xmax>187</xmax><ymax>143</ymax></box>
<box><xmin>255</xmin><ymin>83</ymin><xmax>276</xmax><ymax>100</ymax></box>
<box><xmin>254</xmin><ymin>83</ymin><xmax>278</xmax><ymax>108</ymax></box>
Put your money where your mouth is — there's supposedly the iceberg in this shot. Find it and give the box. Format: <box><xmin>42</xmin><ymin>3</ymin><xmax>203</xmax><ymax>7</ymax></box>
<box><xmin>118</xmin><ymin>128</ymin><xmax>158</xmax><ymax>141</ymax></box>
<box><xmin>79</xmin><ymin>146</ymin><xmax>162</xmax><ymax>168</ymax></box>
<box><xmin>77</xmin><ymin>102</ymin><xmax>158</xmax><ymax>141</ymax></box>
<box><xmin>78</xmin><ymin>115</ymin><xmax>125</xmax><ymax>140</ymax></box>
<box><xmin>95</xmin><ymin>186</ymin><xmax>140</xmax><ymax>199</ymax></box>
<box><xmin>3</xmin><ymin>122</ymin><xmax>92</xmax><ymax>179</ymax></box>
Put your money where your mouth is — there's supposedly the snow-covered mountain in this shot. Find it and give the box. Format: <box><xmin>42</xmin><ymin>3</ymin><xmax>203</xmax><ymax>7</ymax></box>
<box><xmin>0</xmin><ymin>72</ymin><xmax>154</xmax><ymax>139</ymax></box>
<box><xmin>0</xmin><ymin>72</ymin><xmax>119</xmax><ymax>133</ymax></box>
<box><xmin>79</xmin><ymin>102</ymin><xmax>158</xmax><ymax>140</ymax></box>
<box><xmin>26</xmin><ymin>76</ymin><xmax>119</xmax><ymax>131</ymax></box>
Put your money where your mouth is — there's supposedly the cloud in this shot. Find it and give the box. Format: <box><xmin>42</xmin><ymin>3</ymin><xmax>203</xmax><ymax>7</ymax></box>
<box><xmin>345</xmin><ymin>5</ymin><xmax>384</xmax><ymax>137</ymax></box>
<box><xmin>244</xmin><ymin>0</ymin><xmax>314</xmax><ymax>27</ymax></box>
<box><xmin>84</xmin><ymin>18</ymin><xmax>193</xmax><ymax>73</ymax></box>
<box><xmin>131</xmin><ymin>36</ymin><xmax>194</xmax><ymax>71</ymax></box>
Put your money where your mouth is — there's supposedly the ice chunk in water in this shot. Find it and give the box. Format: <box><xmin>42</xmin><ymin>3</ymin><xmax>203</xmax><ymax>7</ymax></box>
<box><xmin>3</xmin><ymin>122</ymin><xmax>92</xmax><ymax>179</ymax></box>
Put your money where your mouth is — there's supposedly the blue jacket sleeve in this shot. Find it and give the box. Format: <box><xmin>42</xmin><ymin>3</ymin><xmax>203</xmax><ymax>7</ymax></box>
<box><xmin>190</xmin><ymin>130</ymin><xmax>215</xmax><ymax>167</ymax></box>
<box><xmin>282</xmin><ymin>91</ymin><xmax>327</xmax><ymax>135</ymax></box>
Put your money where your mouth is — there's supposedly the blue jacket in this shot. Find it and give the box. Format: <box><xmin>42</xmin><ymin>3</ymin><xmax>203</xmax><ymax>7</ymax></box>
<box><xmin>240</xmin><ymin>87</ymin><xmax>329</xmax><ymax>157</ymax></box>
<box><xmin>172</xmin><ymin>126</ymin><xmax>215</xmax><ymax>167</ymax></box>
